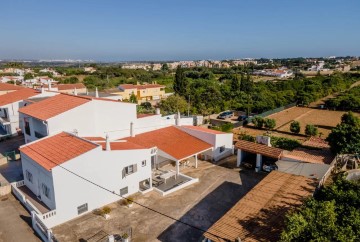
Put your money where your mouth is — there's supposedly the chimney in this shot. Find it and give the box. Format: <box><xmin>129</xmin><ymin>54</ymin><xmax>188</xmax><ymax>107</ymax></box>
<box><xmin>74</xmin><ymin>87</ymin><xmax>78</xmax><ymax>96</ymax></box>
<box><xmin>95</xmin><ymin>87</ymin><xmax>99</xmax><ymax>98</ymax></box>
<box><xmin>105</xmin><ymin>134</ymin><xmax>111</xmax><ymax>151</ymax></box>
<box><xmin>48</xmin><ymin>80</ymin><xmax>52</xmax><ymax>91</ymax></box>
<box><xmin>175</xmin><ymin>110</ymin><xmax>181</xmax><ymax>126</ymax></box>
<box><xmin>41</xmin><ymin>86</ymin><xmax>45</xmax><ymax>94</ymax></box>
<box><xmin>155</xmin><ymin>108</ymin><xmax>160</xmax><ymax>115</ymax></box>
<box><xmin>86</xmin><ymin>88</ymin><xmax>89</xmax><ymax>95</ymax></box>
<box><xmin>130</xmin><ymin>122</ymin><xmax>135</xmax><ymax>137</ymax></box>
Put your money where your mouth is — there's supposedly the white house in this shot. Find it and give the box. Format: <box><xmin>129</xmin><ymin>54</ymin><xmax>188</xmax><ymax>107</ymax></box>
<box><xmin>13</xmin><ymin>132</ymin><xmax>153</xmax><ymax>241</ymax></box>
<box><xmin>0</xmin><ymin>88</ymin><xmax>57</xmax><ymax>137</ymax></box>
<box><xmin>0</xmin><ymin>76</ymin><xmax>24</xmax><ymax>83</ymax></box>
<box><xmin>18</xmin><ymin>93</ymin><xmax>138</xmax><ymax>143</ymax></box>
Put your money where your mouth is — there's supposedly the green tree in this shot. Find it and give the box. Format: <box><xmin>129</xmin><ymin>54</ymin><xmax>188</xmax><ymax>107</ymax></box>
<box><xmin>173</xmin><ymin>66</ymin><xmax>186</xmax><ymax>96</ymax></box>
<box><xmin>327</xmin><ymin>112</ymin><xmax>360</xmax><ymax>154</ymax></box>
<box><xmin>129</xmin><ymin>93</ymin><xmax>137</xmax><ymax>103</ymax></box>
<box><xmin>305</xmin><ymin>124</ymin><xmax>318</xmax><ymax>136</ymax></box>
<box><xmin>252</xmin><ymin>116</ymin><xmax>264</xmax><ymax>129</ymax></box>
<box><xmin>161</xmin><ymin>63</ymin><xmax>169</xmax><ymax>71</ymax></box>
<box><xmin>24</xmin><ymin>73</ymin><xmax>33</xmax><ymax>80</ymax></box>
<box><xmin>264</xmin><ymin>118</ymin><xmax>276</xmax><ymax>130</ymax></box>
<box><xmin>290</xmin><ymin>121</ymin><xmax>301</xmax><ymax>134</ymax></box>
<box><xmin>158</xmin><ymin>94</ymin><xmax>188</xmax><ymax>114</ymax></box>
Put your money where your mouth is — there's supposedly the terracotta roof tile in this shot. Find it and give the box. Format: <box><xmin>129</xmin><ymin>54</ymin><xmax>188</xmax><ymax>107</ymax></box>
<box><xmin>20</xmin><ymin>132</ymin><xmax>99</xmax><ymax>171</ymax></box>
<box><xmin>57</xmin><ymin>83</ymin><xmax>86</xmax><ymax>91</ymax></box>
<box><xmin>123</xmin><ymin>126</ymin><xmax>212</xmax><ymax>160</ymax></box>
<box><xmin>0</xmin><ymin>83</ymin><xmax>25</xmax><ymax>91</ymax></box>
<box><xmin>182</xmin><ymin>125</ymin><xmax>226</xmax><ymax>134</ymax></box>
<box><xmin>0</xmin><ymin>88</ymin><xmax>39</xmax><ymax>106</ymax></box>
<box><xmin>204</xmin><ymin>171</ymin><xmax>317</xmax><ymax>242</ymax></box>
<box><xmin>235</xmin><ymin>140</ymin><xmax>284</xmax><ymax>159</ymax></box>
<box><xmin>98</xmin><ymin>141</ymin><xmax>146</xmax><ymax>150</ymax></box>
<box><xmin>283</xmin><ymin>147</ymin><xmax>335</xmax><ymax>164</ymax></box>
<box><xmin>19</xmin><ymin>93</ymin><xmax>91</xmax><ymax>120</ymax></box>
<box><xmin>119</xmin><ymin>84</ymin><xmax>165</xmax><ymax>90</ymax></box>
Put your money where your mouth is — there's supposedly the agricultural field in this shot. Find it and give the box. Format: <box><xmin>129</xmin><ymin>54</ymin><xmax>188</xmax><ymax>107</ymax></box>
<box><xmin>234</xmin><ymin>106</ymin><xmax>360</xmax><ymax>142</ymax></box>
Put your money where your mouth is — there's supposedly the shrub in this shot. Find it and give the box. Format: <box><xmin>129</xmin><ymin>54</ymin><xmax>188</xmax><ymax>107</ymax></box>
<box><xmin>270</xmin><ymin>136</ymin><xmax>301</xmax><ymax>151</ymax></box>
<box><xmin>305</xmin><ymin>124</ymin><xmax>318</xmax><ymax>136</ymax></box>
<box><xmin>102</xmin><ymin>206</ymin><xmax>111</xmax><ymax>214</ymax></box>
<box><xmin>290</xmin><ymin>121</ymin><xmax>301</xmax><ymax>134</ymax></box>
<box><xmin>252</xmin><ymin>116</ymin><xmax>264</xmax><ymax>129</ymax></box>
<box><xmin>220</xmin><ymin>123</ymin><xmax>234</xmax><ymax>132</ymax></box>
<box><xmin>238</xmin><ymin>133</ymin><xmax>255</xmax><ymax>142</ymax></box>
<box><xmin>122</xmin><ymin>233</ymin><xmax>129</xmax><ymax>239</ymax></box>
<box><xmin>264</xmin><ymin>118</ymin><xmax>276</xmax><ymax>130</ymax></box>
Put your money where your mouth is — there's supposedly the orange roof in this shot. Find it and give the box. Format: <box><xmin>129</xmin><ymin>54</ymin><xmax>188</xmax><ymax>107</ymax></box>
<box><xmin>82</xmin><ymin>136</ymin><xmax>105</xmax><ymax>141</ymax></box>
<box><xmin>123</xmin><ymin>126</ymin><xmax>212</xmax><ymax>160</ymax></box>
<box><xmin>282</xmin><ymin>147</ymin><xmax>335</xmax><ymax>164</ymax></box>
<box><xmin>98</xmin><ymin>141</ymin><xmax>145</xmax><ymax>150</ymax></box>
<box><xmin>0</xmin><ymin>88</ymin><xmax>39</xmax><ymax>106</ymax></box>
<box><xmin>204</xmin><ymin>171</ymin><xmax>317</xmax><ymax>242</ymax></box>
<box><xmin>20</xmin><ymin>132</ymin><xmax>98</xmax><ymax>171</ymax></box>
<box><xmin>119</xmin><ymin>84</ymin><xmax>165</xmax><ymax>90</ymax></box>
<box><xmin>57</xmin><ymin>83</ymin><xmax>86</xmax><ymax>91</ymax></box>
<box><xmin>0</xmin><ymin>83</ymin><xmax>25</xmax><ymax>91</ymax></box>
<box><xmin>182</xmin><ymin>125</ymin><xmax>226</xmax><ymax>134</ymax></box>
<box><xmin>137</xmin><ymin>113</ymin><xmax>157</xmax><ymax>119</ymax></box>
<box><xmin>235</xmin><ymin>140</ymin><xmax>284</xmax><ymax>159</ymax></box>
<box><xmin>19</xmin><ymin>94</ymin><xmax>91</xmax><ymax>120</ymax></box>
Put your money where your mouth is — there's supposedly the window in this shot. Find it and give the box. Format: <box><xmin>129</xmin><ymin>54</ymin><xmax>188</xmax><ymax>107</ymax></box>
<box><xmin>120</xmin><ymin>187</ymin><xmax>128</xmax><ymax>196</ymax></box>
<box><xmin>24</xmin><ymin>119</ymin><xmax>31</xmax><ymax>135</ymax></box>
<box><xmin>77</xmin><ymin>203</ymin><xmax>88</xmax><ymax>215</ymax></box>
<box><xmin>141</xmin><ymin>160</ymin><xmax>146</xmax><ymax>167</ymax></box>
<box><xmin>25</xmin><ymin>170</ymin><xmax>33</xmax><ymax>183</ymax></box>
<box><xmin>122</xmin><ymin>164</ymin><xmax>137</xmax><ymax>178</ymax></box>
<box><xmin>41</xmin><ymin>183</ymin><xmax>50</xmax><ymax>199</ymax></box>
<box><xmin>220</xmin><ymin>146</ymin><xmax>225</xmax><ymax>153</ymax></box>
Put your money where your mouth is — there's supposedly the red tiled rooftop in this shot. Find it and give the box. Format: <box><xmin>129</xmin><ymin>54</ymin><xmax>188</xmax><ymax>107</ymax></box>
<box><xmin>204</xmin><ymin>171</ymin><xmax>317</xmax><ymax>242</ymax></box>
<box><xmin>182</xmin><ymin>125</ymin><xmax>226</xmax><ymax>134</ymax></box>
<box><xmin>0</xmin><ymin>88</ymin><xmax>39</xmax><ymax>106</ymax></box>
<box><xmin>235</xmin><ymin>140</ymin><xmax>284</xmax><ymax>159</ymax></box>
<box><xmin>57</xmin><ymin>83</ymin><xmax>86</xmax><ymax>91</ymax></box>
<box><xmin>119</xmin><ymin>84</ymin><xmax>165</xmax><ymax>90</ymax></box>
<box><xmin>283</xmin><ymin>147</ymin><xmax>335</xmax><ymax>164</ymax></box>
<box><xmin>123</xmin><ymin>126</ymin><xmax>212</xmax><ymax>160</ymax></box>
<box><xmin>137</xmin><ymin>113</ymin><xmax>157</xmax><ymax>119</ymax></box>
<box><xmin>82</xmin><ymin>136</ymin><xmax>105</xmax><ymax>141</ymax></box>
<box><xmin>98</xmin><ymin>141</ymin><xmax>146</xmax><ymax>150</ymax></box>
<box><xmin>20</xmin><ymin>132</ymin><xmax>99</xmax><ymax>171</ymax></box>
<box><xmin>19</xmin><ymin>93</ymin><xmax>91</xmax><ymax>120</ymax></box>
<box><xmin>0</xmin><ymin>83</ymin><xmax>25</xmax><ymax>91</ymax></box>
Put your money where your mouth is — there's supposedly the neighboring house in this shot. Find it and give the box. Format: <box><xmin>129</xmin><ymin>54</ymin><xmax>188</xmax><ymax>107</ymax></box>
<box><xmin>0</xmin><ymin>83</ymin><xmax>25</xmax><ymax>95</ymax></box>
<box><xmin>56</xmin><ymin>83</ymin><xmax>87</xmax><ymax>94</ymax></box>
<box><xmin>0</xmin><ymin>88</ymin><xmax>57</xmax><ymax>136</ymax></box>
<box><xmin>14</xmin><ymin>132</ymin><xmax>153</xmax><ymax>240</ymax></box>
<box><xmin>115</xmin><ymin>83</ymin><xmax>166</xmax><ymax>103</ymax></box>
<box><xmin>84</xmin><ymin>67</ymin><xmax>96</xmax><ymax>73</ymax></box>
<box><xmin>39</xmin><ymin>77</ymin><xmax>57</xmax><ymax>85</ymax></box>
<box><xmin>0</xmin><ymin>76</ymin><xmax>24</xmax><ymax>83</ymax></box>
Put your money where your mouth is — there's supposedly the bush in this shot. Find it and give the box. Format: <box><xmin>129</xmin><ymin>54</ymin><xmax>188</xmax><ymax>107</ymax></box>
<box><xmin>220</xmin><ymin>123</ymin><xmax>234</xmax><ymax>132</ymax></box>
<box><xmin>270</xmin><ymin>136</ymin><xmax>301</xmax><ymax>151</ymax></box>
<box><xmin>102</xmin><ymin>206</ymin><xmax>111</xmax><ymax>214</ymax></box>
<box><xmin>290</xmin><ymin>121</ymin><xmax>301</xmax><ymax>134</ymax></box>
<box><xmin>252</xmin><ymin>116</ymin><xmax>264</xmax><ymax>129</ymax></box>
<box><xmin>305</xmin><ymin>124</ymin><xmax>318</xmax><ymax>136</ymax></box>
<box><xmin>238</xmin><ymin>133</ymin><xmax>255</xmax><ymax>142</ymax></box>
<box><xmin>264</xmin><ymin>118</ymin><xmax>276</xmax><ymax>130</ymax></box>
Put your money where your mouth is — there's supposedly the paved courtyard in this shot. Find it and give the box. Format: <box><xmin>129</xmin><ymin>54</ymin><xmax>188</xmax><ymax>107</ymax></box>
<box><xmin>0</xmin><ymin>194</ymin><xmax>41</xmax><ymax>242</ymax></box>
<box><xmin>52</xmin><ymin>159</ymin><xmax>266</xmax><ymax>242</ymax></box>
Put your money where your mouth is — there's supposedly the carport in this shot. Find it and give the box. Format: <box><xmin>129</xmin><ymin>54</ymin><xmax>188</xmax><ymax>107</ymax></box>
<box><xmin>235</xmin><ymin>140</ymin><xmax>284</xmax><ymax>172</ymax></box>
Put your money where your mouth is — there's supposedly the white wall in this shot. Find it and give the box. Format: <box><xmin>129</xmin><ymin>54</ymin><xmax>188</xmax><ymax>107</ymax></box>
<box><xmin>21</xmin><ymin>153</ymin><xmax>56</xmax><ymax>210</ymax></box>
<box><xmin>48</xmin><ymin>146</ymin><xmax>152</xmax><ymax>228</ymax></box>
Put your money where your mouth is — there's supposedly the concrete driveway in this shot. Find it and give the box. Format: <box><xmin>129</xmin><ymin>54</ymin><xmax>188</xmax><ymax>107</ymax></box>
<box><xmin>52</xmin><ymin>159</ymin><xmax>265</xmax><ymax>242</ymax></box>
<box><xmin>0</xmin><ymin>194</ymin><xmax>41</xmax><ymax>242</ymax></box>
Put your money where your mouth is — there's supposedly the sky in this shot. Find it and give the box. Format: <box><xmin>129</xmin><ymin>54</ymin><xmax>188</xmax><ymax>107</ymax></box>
<box><xmin>1</xmin><ymin>0</ymin><xmax>360</xmax><ymax>61</ymax></box>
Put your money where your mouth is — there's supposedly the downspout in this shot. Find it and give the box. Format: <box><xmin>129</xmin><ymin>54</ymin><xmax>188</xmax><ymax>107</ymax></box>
<box><xmin>42</xmin><ymin>120</ymin><xmax>49</xmax><ymax>136</ymax></box>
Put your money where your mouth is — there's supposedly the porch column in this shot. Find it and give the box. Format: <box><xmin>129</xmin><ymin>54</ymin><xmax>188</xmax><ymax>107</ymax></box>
<box><xmin>255</xmin><ymin>153</ymin><xmax>263</xmax><ymax>172</ymax></box>
<box><xmin>176</xmin><ymin>160</ymin><xmax>180</xmax><ymax>175</ymax></box>
<box><xmin>237</xmin><ymin>149</ymin><xmax>243</xmax><ymax>167</ymax></box>
<box><xmin>195</xmin><ymin>155</ymin><xmax>198</xmax><ymax>168</ymax></box>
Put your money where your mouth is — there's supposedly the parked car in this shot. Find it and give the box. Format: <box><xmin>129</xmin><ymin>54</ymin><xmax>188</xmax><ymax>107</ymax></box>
<box><xmin>263</xmin><ymin>163</ymin><xmax>278</xmax><ymax>172</ymax></box>
<box><xmin>237</xmin><ymin>115</ymin><xmax>248</xmax><ymax>121</ymax></box>
<box><xmin>217</xmin><ymin>111</ymin><xmax>233</xmax><ymax>119</ymax></box>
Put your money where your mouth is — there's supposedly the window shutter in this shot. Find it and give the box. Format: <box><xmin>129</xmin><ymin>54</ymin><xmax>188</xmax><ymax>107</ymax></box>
<box><xmin>122</xmin><ymin>168</ymin><xmax>126</xmax><ymax>179</ymax></box>
<box><xmin>133</xmin><ymin>164</ymin><xmax>137</xmax><ymax>173</ymax></box>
